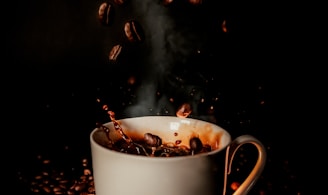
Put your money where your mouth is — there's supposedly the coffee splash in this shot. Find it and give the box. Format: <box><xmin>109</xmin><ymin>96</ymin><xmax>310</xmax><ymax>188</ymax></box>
<box><xmin>96</xmin><ymin>100</ymin><xmax>210</xmax><ymax>157</ymax></box>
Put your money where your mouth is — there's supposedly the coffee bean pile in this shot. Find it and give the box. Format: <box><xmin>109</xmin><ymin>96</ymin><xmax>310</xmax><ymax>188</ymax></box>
<box><xmin>18</xmin><ymin>155</ymin><xmax>95</xmax><ymax>195</ymax></box>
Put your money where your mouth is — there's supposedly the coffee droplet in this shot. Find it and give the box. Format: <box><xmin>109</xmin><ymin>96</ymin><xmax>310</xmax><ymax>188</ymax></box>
<box><xmin>230</xmin><ymin>181</ymin><xmax>240</xmax><ymax>191</ymax></box>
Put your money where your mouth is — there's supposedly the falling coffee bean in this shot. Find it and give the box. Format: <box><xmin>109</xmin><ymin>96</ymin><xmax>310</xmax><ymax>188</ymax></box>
<box><xmin>124</xmin><ymin>20</ymin><xmax>145</xmax><ymax>43</ymax></box>
<box><xmin>98</xmin><ymin>2</ymin><xmax>115</xmax><ymax>26</ymax></box>
<box><xmin>189</xmin><ymin>137</ymin><xmax>203</xmax><ymax>154</ymax></box>
<box><xmin>109</xmin><ymin>44</ymin><xmax>123</xmax><ymax>61</ymax></box>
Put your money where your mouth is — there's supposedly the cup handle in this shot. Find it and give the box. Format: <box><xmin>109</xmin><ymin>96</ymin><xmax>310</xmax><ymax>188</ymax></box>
<box><xmin>223</xmin><ymin>135</ymin><xmax>267</xmax><ymax>195</ymax></box>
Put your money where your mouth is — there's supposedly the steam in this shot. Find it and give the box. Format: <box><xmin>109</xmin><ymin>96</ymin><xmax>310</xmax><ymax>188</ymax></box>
<box><xmin>123</xmin><ymin>0</ymin><xmax>204</xmax><ymax>117</ymax></box>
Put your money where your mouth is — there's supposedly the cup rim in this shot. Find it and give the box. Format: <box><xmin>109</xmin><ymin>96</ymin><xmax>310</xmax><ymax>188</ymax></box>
<box><xmin>90</xmin><ymin>116</ymin><xmax>231</xmax><ymax>161</ymax></box>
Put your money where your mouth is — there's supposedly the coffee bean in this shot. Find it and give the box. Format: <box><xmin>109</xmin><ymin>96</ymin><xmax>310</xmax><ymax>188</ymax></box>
<box><xmin>42</xmin><ymin>186</ymin><xmax>52</xmax><ymax>193</ymax></box>
<box><xmin>144</xmin><ymin>133</ymin><xmax>162</xmax><ymax>147</ymax></box>
<box><xmin>98</xmin><ymin>2</ymin><xmax>115</xmax><ymax>26</ymax></box>
<box><xmin>88</xmin><ymin>186</ymin><xmax>96</xmax><ymax>193</ymax></box>
<box><xmin>83</xmin><ymin>169</ymin><xmax>92</xmax><ymax>175</ymax></box>
<box><xmin>67</xmin><ymin>190</ymin><xmax>75</xmax><ymax>195</ymax></box>
<box><xmin>124</xmin><ymin>20</ymin><xmax>145</xmax><ymax>43</ymax></box>
<box><xmin>108</xmin><ymin>44</ymin><xmax>122</xmax><ymax>61</ymax></box>
<box><xmin>80</xmin><ymin>175</ymin><xmax>87</xmax><ymax>181</ymax></box>
<box><xmin>54</xmin><ymin>186</ymin><xmax>64</xmax><ymax>192</ymax></box>
<box><xmin>74</xmin><ymin>183</ymin><xmax>86</xmax><ymax>191</ymax></box>
<box><xmin>82</xmin><ymin>158</ymin><xmax>88</xmax><ymax>164</ymax></box>
<box><xmin>189</xmin><ymin>137</ymin><xmax>203</xmax><ymax>154</ymax></box>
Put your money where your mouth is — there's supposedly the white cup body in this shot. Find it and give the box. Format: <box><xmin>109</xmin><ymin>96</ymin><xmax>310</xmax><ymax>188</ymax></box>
<box><xmin>90</xmin><ymin>116</ymin><xmax>235</xmax><ymax>195</ymax></box>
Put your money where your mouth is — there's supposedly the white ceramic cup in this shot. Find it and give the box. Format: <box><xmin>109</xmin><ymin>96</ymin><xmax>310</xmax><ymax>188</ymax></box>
<box><xmin>90</xmin><ymin>116</ymin><xmax>266</xmax><ymax>195</ymax></box>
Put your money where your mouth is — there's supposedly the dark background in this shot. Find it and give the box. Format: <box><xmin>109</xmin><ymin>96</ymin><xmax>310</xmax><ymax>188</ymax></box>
<box><xmin>5</xmin><ymin>0</ymin><xmax>316</xmax><ymax>194</ymax></box>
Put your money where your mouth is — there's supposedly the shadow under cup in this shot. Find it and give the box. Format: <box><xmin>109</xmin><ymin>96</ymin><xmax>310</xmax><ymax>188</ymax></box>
<box><xmin>90</xmin><ymin>116</ymin><xmax>266</xmax><ymax>195</ymax></box>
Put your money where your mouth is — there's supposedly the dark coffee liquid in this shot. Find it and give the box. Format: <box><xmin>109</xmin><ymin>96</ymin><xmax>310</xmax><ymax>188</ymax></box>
<box><xmin>107</xmin><ymin>136</ymin><xmax>212</xmax><ymax>157</ymax></box>
<box><xmin>101</xmin><ymin>111</ymin><xmax>212</xmax><ymax>157</ymax></box>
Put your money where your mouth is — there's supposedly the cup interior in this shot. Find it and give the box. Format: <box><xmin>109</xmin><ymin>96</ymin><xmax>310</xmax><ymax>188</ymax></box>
<box><xmin>92</xmin><ymin>116</ymin><xmax>231</xmax><ymax>156</ymax></box>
